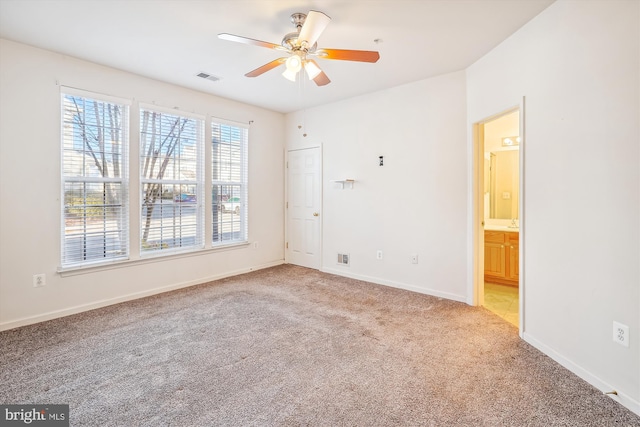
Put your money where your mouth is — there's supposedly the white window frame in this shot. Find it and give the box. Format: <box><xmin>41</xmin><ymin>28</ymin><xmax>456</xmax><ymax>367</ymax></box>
<box><xmin>139</xmin><ymin>104</ymin><xmax>205</xmax><ymax>257</ymax></box>
<box><xmin>211</xmin><ymin>120</ymin><xmax>249</xmax><ymax>246</ymax></box>
<box><xmin>58</xmin><ymin>88</ymin><xmax>252</xmax><ymax>274</ymax></box>
<box><xmin>60</xmin><ymin>88</ymin><xmax>130</xmax><ymax>268</ymax></box>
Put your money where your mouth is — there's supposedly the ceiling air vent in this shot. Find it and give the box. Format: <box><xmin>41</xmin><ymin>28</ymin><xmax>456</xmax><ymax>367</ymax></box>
<box><xmin>196</xmin><ymin>72</ymin><xmax>221</xmax><ymax>82</ymax></box>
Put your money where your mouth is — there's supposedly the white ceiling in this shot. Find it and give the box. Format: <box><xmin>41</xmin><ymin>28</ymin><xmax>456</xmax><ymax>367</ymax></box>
<box><xmin>0</xmin><ymin>0</ymin><xmax>555</xmax><ymax>113</ymax></box>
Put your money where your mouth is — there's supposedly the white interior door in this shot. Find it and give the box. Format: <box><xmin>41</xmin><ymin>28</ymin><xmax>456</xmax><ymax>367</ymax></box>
<box><xmin>287</xmin><ymin>147</ymin><xmax>322</xmax><ymax>269</ymax></box>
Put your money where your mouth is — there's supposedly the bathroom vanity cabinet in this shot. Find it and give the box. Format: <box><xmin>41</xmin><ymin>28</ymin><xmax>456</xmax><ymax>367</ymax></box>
<box><xmin>484</xmin><ymin>230</ymin><xmax>519</xmax><ymax>286</ymax></box>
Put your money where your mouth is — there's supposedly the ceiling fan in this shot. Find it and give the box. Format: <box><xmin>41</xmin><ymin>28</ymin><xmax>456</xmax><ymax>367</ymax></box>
<box><xmin>218</xmin><ymin>10</ymin><xmax>380</xmax><ymax>86</ymax></box>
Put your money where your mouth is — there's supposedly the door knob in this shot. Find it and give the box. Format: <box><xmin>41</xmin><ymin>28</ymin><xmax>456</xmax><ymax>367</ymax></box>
<box><xmin>313</xmin><ymin>212</ymin><xmax>319</xmax><ymax>217</ymax></box>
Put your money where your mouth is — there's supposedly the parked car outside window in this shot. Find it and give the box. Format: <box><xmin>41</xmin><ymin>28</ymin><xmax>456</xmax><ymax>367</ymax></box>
<box><xmin>220</xmin><ymin>197</ymin><xmax>241</xmax><ymax>214</ymax></box>
<box><xmin>174</xmin><ymin>194</ymin><xmax>196</xmax><ymax>203</ymax></box>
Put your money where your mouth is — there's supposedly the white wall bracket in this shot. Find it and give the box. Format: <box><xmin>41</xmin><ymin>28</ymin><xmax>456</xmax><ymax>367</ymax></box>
<box><xmin>332</xmin><ymin>179</ymin><xmax>355</xmax><ymax>189</ymax></box>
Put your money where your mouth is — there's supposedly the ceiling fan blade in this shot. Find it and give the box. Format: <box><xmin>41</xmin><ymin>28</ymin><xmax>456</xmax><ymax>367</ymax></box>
<box><xmin>298</xmin><ymin>10</ymin><xmax>331</xmax><ymax>47</ymax></box>
<box><xmin>316</xmin><ymin>48</ymin><xmax>380</xmax><ymax>63</ymax></box>
<box><xmin>305</xmin><ymin>59</ymin><xmax>330</xmax><ymax>86</ymax></box>
<box><xmin>313</xmin><ymin>71</ymin><xmax>331</xmax><ymax>86</ymax></box>
<box><xmin>218</xmin><ymin>33</ymin><xmax>286</xmax><ymax>51</ymax></box>
<box><xmin>245</xmin><ymin>58</ymin><xmax>287</xmax><ymax>77</ymax></box>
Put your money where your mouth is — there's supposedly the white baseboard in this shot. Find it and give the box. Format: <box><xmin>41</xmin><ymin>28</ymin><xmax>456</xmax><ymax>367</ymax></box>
<box><xmin>524</xmin><ymin>332</ymin><xmax>640</xmax><ymax>417</ymax></box>
<box><xmin>0</xmin><ymin>260</ymin><xmax>284</xmax><ymax>332</ymax></box>
<box><xmin>321</xmin><ymin>267</ymin><xmax>467</xmax><ymax>303</ymax></box>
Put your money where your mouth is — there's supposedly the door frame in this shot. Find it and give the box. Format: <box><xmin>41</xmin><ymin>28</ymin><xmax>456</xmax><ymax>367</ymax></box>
<box><xmin>285</xmin><ymin>145</ymin><xmax>323</xmax><ymax>269</ymax></box>
<box><xmin>471</xmin><ymin>98</ymin><xmax>525</xmax><ymax>336</ymax></box>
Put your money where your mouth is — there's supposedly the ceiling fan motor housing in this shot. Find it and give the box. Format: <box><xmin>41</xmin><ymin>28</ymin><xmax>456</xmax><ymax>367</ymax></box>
<box><xmin>290</xmin><ymin>12</ymin><xmax>306</xmax><ymax>29</ymax></box>
<box><xmin>282</xmin><ymin>32</ymin><xmax>317</xmax><ymax>52</ymax></box>
<box><xmin>282</xmin><ymin>13</ymin><xmax>317</xmax><ymax>53</ymax></box>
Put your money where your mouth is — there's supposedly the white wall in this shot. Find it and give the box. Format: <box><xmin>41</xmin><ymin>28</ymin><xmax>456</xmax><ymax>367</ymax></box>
<box><xmin>286</xmin><ymin>71</ymin><xmax>468</xmax><ymax>301</ymax></box>
<box><xmin>467</xmin><ymin>0</ymin><xmax>639</xmax><ymax>413</ymax></box>
<box><xmin>0</xmin><ymin>39</ymin><xmax>285</xmax><ymax>330</ymax></box>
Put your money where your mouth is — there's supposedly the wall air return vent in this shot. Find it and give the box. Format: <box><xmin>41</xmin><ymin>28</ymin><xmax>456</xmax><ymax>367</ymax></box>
<box><xmin>337</xmin><ymin>253</ymin><xmax>350</xmax><ymax>266</ymax></box>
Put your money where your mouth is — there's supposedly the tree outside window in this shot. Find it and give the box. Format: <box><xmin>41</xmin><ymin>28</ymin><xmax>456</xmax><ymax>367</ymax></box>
<box><xmin>139</xmin><ymin>107</ymin><xmax>204</xmax><ymax>254</ymax></box>
<box><xmin>61</xmin><ymin>93</ymin><xmax>129</xmax><ymax>267</ymax></box>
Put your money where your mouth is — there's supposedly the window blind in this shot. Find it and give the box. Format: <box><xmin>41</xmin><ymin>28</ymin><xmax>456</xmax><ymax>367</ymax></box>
<box><xmin>139</xmin><ymin>107</ymin><xmax>204</xmax><ymax>254</ymax></box>
<box><xmin>61</xmin><ymin>92</ymin><xmax>129</xmax><ymax>267</ymax></box>
<box><xmin>212</xmin><ymin>122</ymin><xmax>248</xmax><ymax>245</ymax></box>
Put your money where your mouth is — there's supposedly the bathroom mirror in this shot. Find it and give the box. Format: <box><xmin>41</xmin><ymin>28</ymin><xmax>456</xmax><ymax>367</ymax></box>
<box><xmin>485</xmin><ymin>148</ymin><xmax>519</xmax><ymax>220</ymax></box>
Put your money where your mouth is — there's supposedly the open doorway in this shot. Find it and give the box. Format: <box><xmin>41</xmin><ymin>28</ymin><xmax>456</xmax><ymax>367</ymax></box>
<box><xmin>473</xmin><ymin>107</ymin><xmax>522</xmax><ymax>330</ymax></box>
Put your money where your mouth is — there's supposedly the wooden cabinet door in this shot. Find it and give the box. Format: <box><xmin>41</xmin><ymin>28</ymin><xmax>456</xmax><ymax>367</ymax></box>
<box><xmin>484</xmin><ymin>230</ymin><xmax>519</xmax><ymax>285</ymax></box>
<box><xmin>485</xmin><ymin>241</ymin><xmax>506</xmax><ymax>278</ymax></box>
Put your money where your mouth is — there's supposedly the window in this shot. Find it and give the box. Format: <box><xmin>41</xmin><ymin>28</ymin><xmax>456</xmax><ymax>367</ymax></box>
<box><xmin>212</xmin><ymin>122</ymin><xmax>248</xmax><ymax>245</ymax></box>
<box><xmin>140</xmin><ymin>107</ymin><xmax>204</xmax><ymax>254</ymax></box>
<box><xmin>61</xmin><ymin>91</ymin><xmax>129</xmax><ymax>267</ymax></box>
<box><xmin>61</xmin><ymin>90</ymin><xmax>247</xmax><ymax>269</ymax></box>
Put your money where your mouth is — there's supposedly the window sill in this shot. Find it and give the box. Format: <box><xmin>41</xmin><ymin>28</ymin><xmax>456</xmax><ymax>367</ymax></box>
<box><xmin>58</xmin><ymin>241</ymin><xmax>250</xmax><ymax>277</ymax></box>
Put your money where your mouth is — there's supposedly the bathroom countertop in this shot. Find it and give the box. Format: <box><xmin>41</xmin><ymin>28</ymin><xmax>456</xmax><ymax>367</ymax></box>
<box><xmin>484</xmin><ymin>225</ymin><xmax>519</xmax><ymax>232</ymax></box>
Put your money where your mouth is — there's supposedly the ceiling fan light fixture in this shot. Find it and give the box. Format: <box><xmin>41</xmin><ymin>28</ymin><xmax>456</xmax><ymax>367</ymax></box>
<box><xmin>285</xmin><ymin>55</ymin><xmax>302</xmax><ymax>73</ymax></box>
<box><xmin>304</xmin><ymin>61</ymin><xmax>321</xmax><ymax>80</ymax></box>
<box><xmin>282</xmin><ymin>67</ymin><xmax>298</xmax><ymax>82</ymax></box>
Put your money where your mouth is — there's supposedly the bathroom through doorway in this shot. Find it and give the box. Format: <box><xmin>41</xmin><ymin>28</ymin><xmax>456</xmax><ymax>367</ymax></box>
<box><xmin>472</xmin><ymin>105</ymin><xmax>523</xmax><ymax>331</ymax></box>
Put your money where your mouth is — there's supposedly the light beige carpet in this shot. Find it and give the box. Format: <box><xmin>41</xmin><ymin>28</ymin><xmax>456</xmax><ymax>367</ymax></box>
<box><xmin>1</xmin><ymin>265</ymin><xmax>638</xmax><ymax>426</ymax></box>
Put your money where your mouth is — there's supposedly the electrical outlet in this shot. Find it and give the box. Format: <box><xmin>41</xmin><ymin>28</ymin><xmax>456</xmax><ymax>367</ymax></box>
<box><xmin>33</xmin><ymin>274</ymin><xmax>46</xmax><ymax>288</ymax></box>
<box><xmin>613</xmin><ymin>321</ymin><xmax>629</xmax><ymax>348</ymax></box>
<box><xmin>376</xmin><ymin>250</ymin><xmax>383</xmax><ymax>260</ymax></box>
<box><xmin>410</xmin><ymin>254</ymin><xmax>418</xmax><ymax>264</ymax></box>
